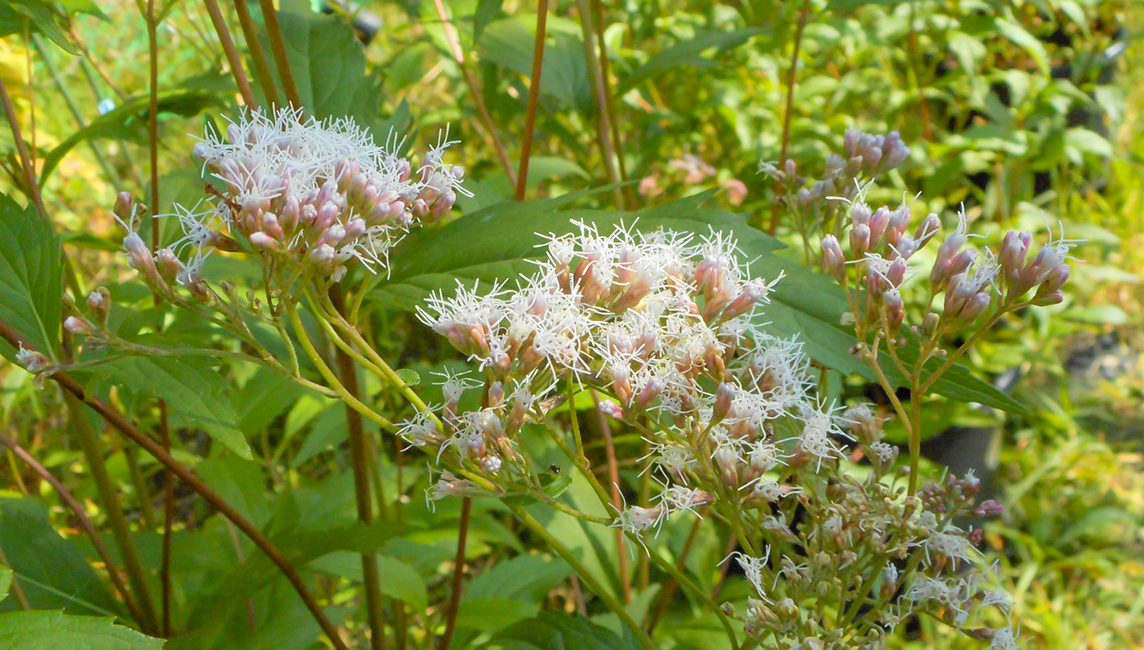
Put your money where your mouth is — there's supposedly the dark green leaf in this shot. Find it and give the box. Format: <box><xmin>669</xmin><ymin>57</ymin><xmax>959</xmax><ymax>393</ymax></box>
<box><xmin>0</xmin><ymin>498</ymin><xmax>124</xmax><ymax>617</ymax></box>
<box><xmin>95</xmin><ymin>356</ymin><xmax>252</xmax><ymax>459</ymax></box>
<box><xmin>494</xmin><ymin>612</ymin><xmax>639</xmax><ymax>650</ymax></box>
<box><xmin>618</xmin><ymin>28</ymin><xmax>767</xmax><ymax>92</ymax></box>
<box><xmin>0</xmin><ymin>611</ymin><xmax>163</xmax><ymax>649</ymax></box>
<box><xmin>0</xmin><ymin>193</ymin><xmax>62</xmax><ymax>362</ymax></box>
<box><xmin>268</xmin><ymin>11</ymin><xmax>383</xmax><ymax>126</ymax></box>
<box><xmin>457</xmin><ymin>597</ymin><xmax>538</xmax><ymax>632</ymax></box>
<box><xmin>0</xmin><ymin>1</ymin><xmax>78</xmax><ymax>55</ymax></box>
<box><xmin>478</xmin><ymin>18</ymin><xmax>591</xmax><ymax>108</ymax></box>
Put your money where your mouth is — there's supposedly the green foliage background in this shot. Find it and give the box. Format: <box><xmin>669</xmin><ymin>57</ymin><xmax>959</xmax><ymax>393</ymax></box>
<box><xmin>0</xmin><ymin>0</ymin><xmax>1141</xmax><ymax>649</ymax></box>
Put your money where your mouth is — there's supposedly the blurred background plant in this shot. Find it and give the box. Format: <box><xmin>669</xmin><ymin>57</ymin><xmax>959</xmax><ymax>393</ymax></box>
<box><xmin>0</xmin><ymin>0</ymin><xmax>1140</xmax><ymax>649</ymax></box>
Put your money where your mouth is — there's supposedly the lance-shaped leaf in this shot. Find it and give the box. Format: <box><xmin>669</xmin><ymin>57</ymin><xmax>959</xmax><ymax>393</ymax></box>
<box><xmin>0</xmin><ymin>611</ymin><xmax>164</xmax><ymax>649</ymax></box>
<box><xmin>96</xmin><ymin>356</ymin><xmax>252</xmax><ymax>459</ymax></box>
<box><xmin>0</xmin><ymin>194</ymin><xmax>62</xmax><ymax>363</ymax></box>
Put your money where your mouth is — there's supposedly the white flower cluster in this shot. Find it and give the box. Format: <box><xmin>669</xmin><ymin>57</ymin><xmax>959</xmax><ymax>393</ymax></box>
<box><xmin>413</xmin><ymin>220</ymin><xmax>855</xmax><ymax>532</ymax></box>
<box><xmin>119</xmin><ymin>107</ymin><xmax>468</xmax><ymax>289</ymax></box>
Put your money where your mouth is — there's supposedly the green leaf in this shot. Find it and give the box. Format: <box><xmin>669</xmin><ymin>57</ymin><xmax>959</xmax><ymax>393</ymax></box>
<box><xmin>40</xmin><ymin>90</ymin><xmax>221</xmax><ymax>183</ymax></box>
<box><xmin>0</xmin><ymin>611</ymin><xmax>164</xmax><ymax>649</ymax></box>
<box><xmin>473</xmin><ymin>0</ymin><xmax>505</xmax><ymax>42</ymax></box>
<box><xmin>995</xmin><ymin>18</ymin><xmax>1049</xmax><ymax>74</ymax></box>
<box><xmin>494</xmin><ymin>612</ymin><xmax>638</xmax><ymax>650</ymax></box>
<box><xmin>0</xmin><ymin>566</ymin><xmax>11</xmax><ymax>598</ymax></box>
<box><xmin>827</xmin><ymin>0</ymin><xmax>916</xmax><ymax>10</ymax></box>
<box><xmin>374</xmin><ymin>190</ymin><xmax>1025</xmax><ymax>413</ymax></box>
<box><xmin>374</xmin><ymin>555</ymin><xmax>428</xmax><ymax>609</ymax></box>
<box><xmin>395</xmin><ymin>368</ymin><xmax>421</xmax><ymax>387</ymax></box>
<box><xmin>478</xmin><ymin>18</ymin><xmax>591</xmax><ymax>108</ymax></box>
<box><xmin>464</xmin><ymin>554</ymin><xmax>572</xmax><ymax>604</ymax></box>
<box><xmin>0</xmin><ymin>193</ymin><xmax>62</xmax><ymax>363</ymax></box>
<box><xmin>0</xmin><ymin>1</ymin><xmax>79</xmax><ymax>55</ymax></box>
<box><xmin>0</xmin><ymin>498</ymin><xmax>123</xmax><ymax>616</ymax></box>
<box><xmin>95</xmin><ymin>356</ymin><xmax>252</xmax><ymax>459</ymax></box>
<box><xmin>457</xmin><ymin>597</ymin><xmax>538</xmax><ymax>632</ymax></box>
<box><xmin>619</xmin><ymin>28</ymin><xmax>767</xmax><ymax>92</ymax></box>
<box><xmin>197</xmin><ymin>457</ymin><xmax>271</xmax><ymax>529</ymax></box>
<box><xmin>268</xmin><ymin>12</ymin><xmax>384</xmax><ymax>126</ymax></box>
<box><xmin>308</xmin><ymin>551</ymin><xmax>427</xmax><ymax>609</ymax></box>
<box><xmin>237</xmin><ymin>367</ymin><xmax>305</xmax><ymax>437</ymax></box>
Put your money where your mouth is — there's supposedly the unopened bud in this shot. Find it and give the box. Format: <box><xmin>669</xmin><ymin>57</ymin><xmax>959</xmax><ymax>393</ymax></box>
<box><xmin>113</xmin><ymin>192</ymin><xmax>133</xmax><ymax>220</ymax></box>
<box><xmin>87</xmin><ymin>287</ymin><xmax>111</xmax><ymax>325</ymax></box>
<box><xmin>64</xmin><ymin>316</ymin><xmax>90</xmax><ymax>335</ymax></box>
<box><xmin>849</xmin><ymin>224</ymin><xmax>871</xmax><ymax>258</ymax></box>
<box><xmin>598</xmin><ymin>400</ymin><xmax>624</xmax><ymax>420</ymax></box>
<box><xmin>1033</xmin><ymin>264</ymin><xmax>1069</xmax><ymax>303</ymax></box>
<box><xmin>481</xmin><ymin>455</ymin><xmax>502</xmax><ymax>474</ymax></box>
<box><xmin>712</xmin><ymin>382</ymin><xmax>734</xmax><ymax>424</ymax></box>
<box><xmin>821</xmin><ymin>235</ymin><xmax>845</xmax><ymax>280</ymax></box>
<box><xmin>250</xmin><ymin>232</ymin><xmax>279</xmax><ymax>251</ymax></box>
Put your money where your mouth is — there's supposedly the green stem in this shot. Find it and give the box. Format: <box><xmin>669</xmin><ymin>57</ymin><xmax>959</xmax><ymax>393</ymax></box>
<box><xmin>508</xmin><ymin>504</ymin><xmax>655</xmax><ymax>650</ymax></box>
<box><xmin>285</xmin><ymin>299</ymin><xmax>396</xmax><ymax>432</ymax></box>
<box><xmin>66</xmin><ymin>392</ymin><xmax>160</xmax><ymax>634</ymax></box>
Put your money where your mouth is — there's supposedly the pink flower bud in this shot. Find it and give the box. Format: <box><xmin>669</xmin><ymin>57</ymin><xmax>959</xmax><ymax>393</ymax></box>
<box><xmin>250</xmin><ymin>232</ymin><xmax>279</xmax><ymax>251</ymax></box>
<box><xmin>850</xmin><ymin>203</ymin><xmax>872</xmax><ymax>229</ymax></box>
<box><xmin>319</xmin><ymin>224</ymin><xmax>346</xmax><ymax>247</ymax></box>
<box><xmin>868</xmin><ymin>207</ymin><xmax>891</xmax><ymax>247</ymax></box>
<box><xmin>914</xmin><ymin>213</ymin><xmax>941</xmax><ymax>247</ymax></box>
<box><xmin>999</xmin><ymin>231</ymin><xmax>1031</xmax><ymax>281</ymax></box>
<box><xmin>156</xmin><ymin>248</ymin><xmax>181</xmax><ymax>285</ymax></box>
<box><xmin>712</xmin><ymin>382</ymin><xmax>735</xmax><ymax>424</ymax></box>
<box><xmin>262</xmin><ymin>213</ymin><xmax>284</xmax><ymax>240</ymax></box>
<box><xmin>883</xmin><ymin>289</ymin><xmax>904</xmax><ymax>334</ymax></box>
<box><xmin>849</xmin><ymin>224</ymin><xmax>871</xmax><ymax>258</ymax></box>
<box><xmin>598</xmin><ymin>400</ymin><xmax>624</xmax><ymax>420</ymax></box>
<box><xmin>958</xmin><ymin>291</ymin><xmax>991</xmax><ymax>322</ymax></box>
<box><xmin>1033</xmin><ymin>263</ymin><xmax>1069</xmax><ymax>303</ymax></box>
<box><xmin>315</xmin><ymin>201</ymin><xmax>339</xmax><ymax>232</ymax></box>
<box><xmin>64</xmin><ymin>316</ymin><xmax>90</xmax><ymax>335</ymax></box>
<box><xmin>821</xmin><ymin>235</ymin><xmax>845</xmax><ymax>280</ymax></box>
<box><xmin>300</xmin><ymin>203</ymin><xmax>318</xmax><ymax>227</ymax></box>
<box><xmin>113</xmin><ymin>192</ymin><xmax>133</xmax><ymax>221</ymax></box>
<box><xmin>308</xmin><ymin>243</ymin><xmax>336</xmax><ymax>271</ymax></box>
<box><xmin>87</xmin><ymin>287</ymin><xmax>111</xmax><ymax>324</ymax></box>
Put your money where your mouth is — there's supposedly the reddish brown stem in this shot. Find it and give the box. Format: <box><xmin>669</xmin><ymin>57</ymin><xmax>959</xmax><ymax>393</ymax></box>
<box><xmin>0</xmin><ymin>433</ymin><xmax>146</xmax><ymax>626</ymax></box>
<box><xmin>329</xmin><ymin>288</ymin><xmax>386</xmax><ymax>650</ymax></box>
<box><xmin>259</xmin><ymin>0</ymin><xmax>302</xmax><ymax>108</ymax></box>
<box><xmin>0</xmin><ymin>322</ymin><xmax>350</xmax><ymax>650</ymax></box>
<box><xmin>516</xmin><ymin>0</ymin><xmax>550</xmax><ymax>200</ymax></box>
<box><xmin>431</xmin><ymin>0</ymin><xmax>516</xmax><ymax>185</ymax></box>
<box><xmin>144</xmin><ymin>0</ymin><xmax>174</xmax><ymax>634</ymax></box>
<box><xmin>438</xmin><ymin>496</ymin><xmax>471</xmax><ymax>650</ymax></box>
<box><xmin>234</xmin><ymin>0</ymin><xmax>280</xmax><ymax>109</ymax></box>
<box><xmin>203</xmin><ymin>0</ymin><xmax>258</xmax><ymax>108</ymax></box>
<box><xmin>591</xmin><ymin>390</ymin><xmax>629</xmax><ymax>602</ymax></box>
<box><xmin>767</xmin><ymin>0</ymin><xmax>811</xmax><ymax>235</ymax></box>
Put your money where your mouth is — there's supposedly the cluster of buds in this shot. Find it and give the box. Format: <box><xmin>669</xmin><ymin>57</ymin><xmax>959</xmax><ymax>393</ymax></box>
<box><xmin>822</xmin><ymin>197</ymin><xmax>1076</xmax><ymax>341</ymax></box>
<box><xmin>997</xmin><ymin>226</ymin><xmax>1077</xmax><ymax>306</ymax></box>
<box><xmin>761</xmin><ymin>128</ymin><xmax>910</xmax><ymax>211</ymax></box>
<box><xmin>821</xmin><ymin>196</ymin><xmax>941</xmax><ymax>336</ymax></box>
<box><xmin>843</xmin><ymin>128</ymin><xmax>910</xmax><ymax>178</ymax></box>
<box><xmin>116</xmin><ymin>108</ymin><xmax>468</xmax><ymax>289</ymax></box>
